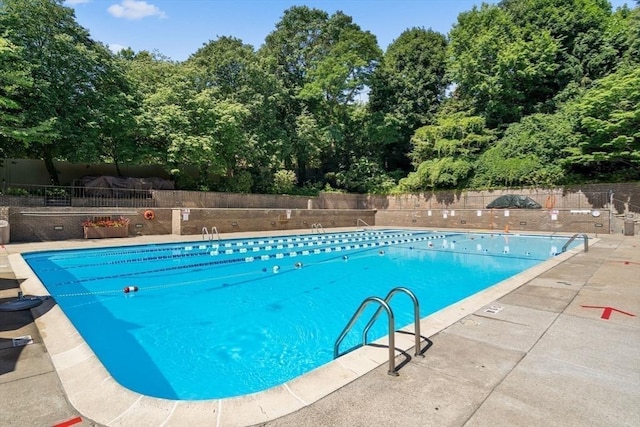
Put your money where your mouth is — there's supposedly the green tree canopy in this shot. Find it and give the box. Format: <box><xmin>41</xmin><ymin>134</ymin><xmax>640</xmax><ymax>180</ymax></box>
<box><xmin>0</xmin><ymin>0</ymin><xmax>137</xmax><ymax>183</ymax></box>
<box><xmin>563</xmin><ymin>67</ymin><xmax>640</xmax><ymax>181</ymax></box>
<box><xmin>260</xmin><ymin>7</ymin><xmax>382</xmax><ymax>186</ymax></box>
<box><xmin>400</xmin><ymin>112</ymin><xmax>495</xmax><ymax>190</ymax></box>
<box><xmin>369</xmin><ymin>28</ymin><xmax>448</xmax><ymax>172</ymax></box>
<box><xmin>472</xmin><ymin>112</ymin><xmax>577</xmax><ymax>187</ymax></box>
<box><xmin>0</xmin><ymin>36</ymin><xmax>54</xmax><ymax>157</ymax></box>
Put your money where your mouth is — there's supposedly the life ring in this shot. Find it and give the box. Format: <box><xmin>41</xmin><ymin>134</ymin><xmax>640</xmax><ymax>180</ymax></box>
<box><xmin>143</xmin><ymin>210</ymin><xmax>155</xmax><ymax>220</ymax></box>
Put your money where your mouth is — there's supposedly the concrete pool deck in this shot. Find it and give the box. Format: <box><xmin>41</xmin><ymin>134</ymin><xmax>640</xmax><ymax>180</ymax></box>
<box><xmin>0</xmin><ymin>230</ymin><xmax>638</xmax><ymax>426</ymax></box>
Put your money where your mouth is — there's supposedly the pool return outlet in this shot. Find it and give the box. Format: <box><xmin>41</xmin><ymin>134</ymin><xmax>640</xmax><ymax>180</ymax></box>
<box><xmin>334</xmin><ymin>287</ymin><xmax>423</xmax><ymax>376</ymax></box>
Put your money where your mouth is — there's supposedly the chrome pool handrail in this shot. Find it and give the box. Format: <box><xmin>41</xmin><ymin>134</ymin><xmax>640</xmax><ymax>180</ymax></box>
<box><xmin>210</xmin><ymin>226</ymin><xmax>220</xmax><ymax>241</ymax></box>
<box><xmin>562</xmin><ymin>233</ymin><xmax>588</xmax><ymax>253</ymax></box>
<box><xmin>311</xmin><ymin>223</ymin><xmax>325</xmax><ymax>233</ymax></box>
<box><xmin>202</xmin><ymin>226</ymin><xmax>220</xmax><ymax>241</ymax></box>
<box><xmin>356</xmin><ymin>218</ymin><xmax>370</xmax><ymax>231</ymax></box>
<box><xmin>362</xmin><ymin>287</ymin><xmax>423</xmax><ymax>357</ymax></box>
<box><xmin>334</xmin><ymin>296</ymin><xmax>398</xmax><ymax>376</ymax></box>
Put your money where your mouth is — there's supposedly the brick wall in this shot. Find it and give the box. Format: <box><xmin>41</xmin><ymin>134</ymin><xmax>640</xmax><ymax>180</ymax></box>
<box><xmin>375</xmin><ymin>208</ymin><xmax>610</xmax><ymax>234</ymax></box>
<box><xmin>3</xmin><ymin>182</ymin><xmax>638</xmax><ymax>242</ymax></box>
<box><xmin>5</xmin><ymin>207</ymin><xmax>376</xmax><ymax>242</ymax></box>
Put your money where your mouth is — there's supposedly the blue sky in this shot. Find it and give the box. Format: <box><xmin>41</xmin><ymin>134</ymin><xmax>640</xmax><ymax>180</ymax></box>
<box><xmin>65</xmin><ymin>0</ymin><xmax>634</xmax><ymax>61</ymax></box>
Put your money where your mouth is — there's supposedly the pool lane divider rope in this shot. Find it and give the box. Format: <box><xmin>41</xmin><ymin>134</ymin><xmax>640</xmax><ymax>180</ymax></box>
<box><xmin>51</xmin><ymin>233</ymin><xmax>453</xmax><ymax>287</ymax></box>
<box><xmin>51</xmin><ymin>233</ymin><xmax>547</xmax><ymax>298</ymax></box>
<box><xmin>40</xmin><ymin>231</ymin><xmax>456</xmax><ymax>273</ymax></box>
<box><xmin>53</xmin><ymin>244</ymin><xmax>389</xmax><ymax>298</ymax></box>
<box><xmin>37</xmin><ymin>230</ymin><xmax>392</xmax><ymax>263</ymax></box>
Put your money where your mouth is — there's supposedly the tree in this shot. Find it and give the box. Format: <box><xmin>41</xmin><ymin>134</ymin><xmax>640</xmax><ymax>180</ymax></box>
<box><xmin>0</xmin><ymin>0</ymin><xmax>137</xmax><ymax>183</ymax></box>
<box><xmin>0</xmin><ymin>36</ymin><xmax>54</xmax><ymax>157</ymax></box>
<box><xmin>447</xmin><ymin>0</ymin><xmax>627</xmax><ymax>129</ymax></box>
<box><xmin>399</xmin><ymin>112</ymin><xmax>495</xmax><ymax>190</ymax></box>
<box><xmin>447</xmin><ymin>3</ymin><xmax>561</xmax><ymax>128</ymax></box>
<box><xmin>471</xmin><ymin>112</ymin><xmax>577</xmax><ymax>187</ymax></box>
<box><xmin>369</xmin><ymin>28</ymin><xmax>448</xmax><ymax>172</ymax></box>
<box><xmin>119</xmin><ymin>50</ymin><xmax>187</xmax><ymax>170</ymax></box>
<box><xmin>500</xmin><ymin>0</ymin><xmax>618</xmax><ymax>83</ymax></box>
<box><xmin>187</xmin><ymin>37</ymin><xmax>287</xmax><ymax>190</ymax></box>
<box><xmin>604</xmin><ymin>4</ymin><xmax>640</xmax><ymax>70</ymax></box>
<box><xmin>260</xmin><ymin>7</ymin><xmax>382</xmax><ymax>186</ymax></box>
<box><xmin>563</xmin><ymin>67</ymin><xmax>640</xmax><ymax>181</ymax></box>
<box><xmin>259</xmin><ymin>6</ymin><xmax>329</xmax><ymax>183</ymax></box>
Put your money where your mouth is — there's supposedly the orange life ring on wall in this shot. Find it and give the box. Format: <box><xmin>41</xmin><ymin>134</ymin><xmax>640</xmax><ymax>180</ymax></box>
<box><xmin>143</xmin><ymin>210</ymin><xmax>155</xmax><ymax>220</ymax></box>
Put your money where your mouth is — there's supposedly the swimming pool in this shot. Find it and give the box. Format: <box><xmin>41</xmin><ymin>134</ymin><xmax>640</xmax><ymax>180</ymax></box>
<box><xmin>23</xmin><ymin>229</ymin><xmax>579</xmax><ymax>400</ymax></box>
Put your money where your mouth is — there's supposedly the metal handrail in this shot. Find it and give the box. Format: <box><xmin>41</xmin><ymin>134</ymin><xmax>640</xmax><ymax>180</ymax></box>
<box><xmin>211</xmin><ymin>226</ymin><xmax>220</xmax><ymax>241</ymax></box>
<box><xmin>562</xmin><ymin>233</ymin><xmax>589</xmax><ymax>253</ymax></box>
<box><xmin>202</xmin><ymin>226</ymin><xmax>220</xmax><ymax>241</ymax></box>
<box><xmin>334</xmin><ymin>296</ymin><xmax>398</xmax><ymax>376</ymax></box>
<box><xmin>311</xmin><ymin>223</ymin><xmax>325</xmax><ymax>233</ymax></box>
<box><xmin>362</xmin><ymin>287</ymin><xmax>422</xmax><ymax>357</ymax></box>
<box><xmin>356</xmin><ymin>218</ymin><xmax>370</xmax><ymax>230</ymax></box>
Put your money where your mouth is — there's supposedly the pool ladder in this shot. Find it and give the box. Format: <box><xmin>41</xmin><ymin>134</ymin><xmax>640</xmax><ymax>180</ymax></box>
<box><xmin>562</xmin><ymin>233</ymin><xmax>589</xmax><ymax>253</ymax></box>
<box><xmin>202</xmin><ymin>226</ymin><xmax>220</xmax><ymax>241</ymax></box>
<box><xmin>311</xmin><ymin>223</ymin><xmax>325</xmax><ymax>233</ymax></box>
<box><xmin>334</xmin><ymin>287</ymin><xmax>423</xmax><ymax>376</ymax></box>
<box><xmin>356</xmin><ymin>218</ymin><xmax>370</xmax><ymax>231</ymax></box>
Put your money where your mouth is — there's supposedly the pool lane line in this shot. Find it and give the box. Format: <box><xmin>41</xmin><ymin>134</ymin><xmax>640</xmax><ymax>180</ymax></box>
<box><xmin>30</xmin><ymin>230</ymin><xmax>442</xmax><ymax>267</ymax></box>
<box><xmin>48</xmin><ymin>235</ymin><xmax>443</xmax><ymax>286</ymax></box>
<box><xmin>52</xmin><ymin>245</ymin><xmax>390</xmax><ymax>297</ymax></box>
<box><xmin>38</xmin><ymin>232</ymin><xmax>455</xmax><ymax>274</ymax></box>
<box><xmin>31</xmin><ymin>230</ymin><xmax>393</xmax><ymax>262</ymax></box>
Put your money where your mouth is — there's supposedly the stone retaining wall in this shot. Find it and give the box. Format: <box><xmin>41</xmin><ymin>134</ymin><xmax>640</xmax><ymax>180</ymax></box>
<box><xmin>4</xmin><ymin>207</ymin><xmax>376</xmax><ymax>242</ymax></box>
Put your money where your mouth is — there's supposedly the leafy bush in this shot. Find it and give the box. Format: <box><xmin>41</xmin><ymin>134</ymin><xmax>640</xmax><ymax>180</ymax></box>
<box><xmin>4</xmin><ymin>187</ymin><xmax>29</xmax><ymax>196</ymax></box>
<box><xmin>271</xmin><ymin>169</ymin><xmax>297</xmax><ymax>194</ymax></box>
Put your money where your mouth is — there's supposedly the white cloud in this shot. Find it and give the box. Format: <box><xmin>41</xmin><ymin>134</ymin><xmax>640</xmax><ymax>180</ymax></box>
<box><xmin>107</xmin><ymin>0</ymin><xmax>167</xmax><ymax>20</ymax></box>
<box><xmin>65</xmin><ymin>0</ymin><xmax>91</xmax><ymax>4</ymax></box>
<box><xmin>107</xmin><ymin>43</ymin><xmax>128</xmax><ymax>54</ymax></box>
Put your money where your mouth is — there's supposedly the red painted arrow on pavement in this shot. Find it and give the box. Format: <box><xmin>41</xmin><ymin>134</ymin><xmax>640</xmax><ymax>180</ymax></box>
<box><xmin>581</xmin><ymin>305</ymin><xmax>636</xmax><ymax>320</ymax></box>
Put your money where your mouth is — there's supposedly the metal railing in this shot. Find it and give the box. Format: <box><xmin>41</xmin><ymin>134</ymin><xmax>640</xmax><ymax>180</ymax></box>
<box><xmin>334</xmin><ymin>296</ymin><xmax>398</xmax><ymax>376</ymax></box>
<box><xmin>0</xmin><ymin>183</ymin><xmax>154</xmax><ymax>208</ymax></box>
<box><xmin>562</xmin><ymin>233</ymin><xmax>589</xmax><ymax>253</ymax></box>
<box><xmin>362</xmin><ymin>287</ymin><xmax>423</xmax><ymax>357</ymax></box>
<box><xmin>356</xmin><ymin>218</ymin><xmax>370</xmax><ymax>230</ymax></box>
<box><xmin>311</xmin><ymin>223</ymin><xmax>325</xmax><ymax>233</ymax></box>
<box><xmin>202</xmin><ymin>226</ymin><xmax>220</xmax><ymax>241</ymax></box>
<box><xmin>334</xmin><ymin>287</ymin><xmax>423</xmax><ymax>376</ymax></box>
<box><xmin>1</xmin><ymin>183</ymin><xmax>632</xmax><ymax>217</ymax></box>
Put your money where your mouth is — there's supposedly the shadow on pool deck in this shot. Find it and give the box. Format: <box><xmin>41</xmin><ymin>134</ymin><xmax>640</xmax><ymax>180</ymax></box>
<box><xmin>0</xmin><ymin>233</ymin><xmax>638</xmax><ymax>427</ymax></box>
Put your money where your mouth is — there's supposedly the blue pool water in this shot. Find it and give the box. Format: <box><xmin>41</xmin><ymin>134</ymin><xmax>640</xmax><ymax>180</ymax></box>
<box><xmin>24</xmin><ymin>229</ymin><xmax>577</xmax><ymax>400</ymax></box>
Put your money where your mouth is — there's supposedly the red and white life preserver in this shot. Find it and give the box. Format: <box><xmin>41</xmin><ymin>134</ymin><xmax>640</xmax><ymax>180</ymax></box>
<box><xmin>143</xmin><ymin>210</ymin><xmax>155</xmax><ymax>220</ymax></box>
